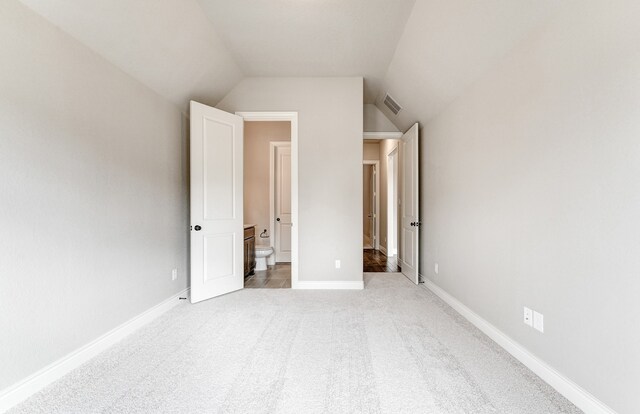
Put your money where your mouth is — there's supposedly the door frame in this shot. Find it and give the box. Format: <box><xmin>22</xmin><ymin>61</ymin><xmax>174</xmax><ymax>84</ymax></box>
<box><xmin>362</xmin><ymin>160</ymin><xmax>380</xmax><ymax>250</ymax></box>
<box><xmin>237</xmin><ymin>112</ymin><xmax>299</xmax><ymax>288</ymax></box>
<box><xmin>270</xmin><ymin>141</ymin><xmax>292</xmax><ymax>263</ymax></box>
<box><xmin>363</xmin><ymin>133</ymin><xmax>405</xmax><ymax>274</ymax></box>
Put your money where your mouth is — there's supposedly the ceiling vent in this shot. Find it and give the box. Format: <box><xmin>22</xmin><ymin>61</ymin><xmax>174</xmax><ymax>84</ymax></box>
<box><xmin>383</xmin><ymin>93</ymin><xmax>402</xmax><ymax>115</ymax></box>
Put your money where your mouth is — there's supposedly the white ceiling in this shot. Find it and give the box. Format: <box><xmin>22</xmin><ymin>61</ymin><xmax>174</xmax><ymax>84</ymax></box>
<box><xmin>377</xmin><ymin>0</ymin><xmax>565</xmax><ymax>130</ymax></box>
<box><xmin>19</xmin><ymin>0</ymin><xmax>567</xmax><ymax>124</ymax></box>
<box><xmin>197</xmin><ymin>0</ymin><xmax>416</xmax><ymax>103</ymax></box>
<box><xmin>19</xmin><ymin>0</ymin><xmax>243</xmax><ymax>109</ymax></box>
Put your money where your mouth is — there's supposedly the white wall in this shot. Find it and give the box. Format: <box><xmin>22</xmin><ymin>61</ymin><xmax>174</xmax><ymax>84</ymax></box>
<box><xmin>0</xmin><ymin>0</ymin><xmax>188</xmax><ymax>392</ymax></box>
<box><xmin>218</xmin><ymin>78</ymin><xmax>363</xmax><ymax>283</ymax></box>
<box><xmin>364</xmin><ymin>104</ymin><xmax>399</xmax><ymax>132</ymax></box>
<box><xmin>421</xmin><ymin>2</ymin><xmax>640</xmax><ymax>412</ymax></box>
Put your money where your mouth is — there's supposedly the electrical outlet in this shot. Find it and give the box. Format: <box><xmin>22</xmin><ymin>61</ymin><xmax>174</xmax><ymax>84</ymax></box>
<box><xmin>523</xmin><ymin>307</ymin><xmax>533</xmax><ymax>327</ymax></box>
<box><xmin>335</xmin><ymin>260</ymin><xmax>341</xmax><ymax>269</ymax></box>
<box><xmin>434</xmin><ymin>263</ymin><xmax>439</xmax><ymax>275</ymax></box>
<box><xmin>533</xmin><ymin>311</ymin><xmax>544</xmax><ymax>333</ymax></box>
<box><xmin>171</xmin><ymin>269</ymin><xmax>178</xmax><ymax>281</ymax></box>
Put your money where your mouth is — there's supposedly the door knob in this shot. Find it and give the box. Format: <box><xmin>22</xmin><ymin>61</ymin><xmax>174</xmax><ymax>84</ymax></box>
<box><xmin>276</xmin><ymin>218</ymin><xmax>281</xmax><ymax>222</ymax></box>
<box><xmin>194</xmin><ymin>225</ymin><xmax>202</xmax><ymax>231</ymax></box>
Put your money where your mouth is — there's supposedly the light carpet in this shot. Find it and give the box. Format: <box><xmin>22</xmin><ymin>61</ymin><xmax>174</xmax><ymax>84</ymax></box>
<box><xmin>10</xmin><ymin>274</ymin><xmax>581</xmax><ymax>413</ymax></box>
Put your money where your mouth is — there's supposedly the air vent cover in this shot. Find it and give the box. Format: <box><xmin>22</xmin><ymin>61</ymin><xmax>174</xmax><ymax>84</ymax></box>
<box><xmin>383</xmin><ymin>93</ymin><xmax>402</xmax><ymax>115</ymax></box>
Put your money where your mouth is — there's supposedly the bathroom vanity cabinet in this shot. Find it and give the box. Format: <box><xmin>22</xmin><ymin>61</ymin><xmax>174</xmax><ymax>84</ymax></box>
<box><xmin>244</xmin><ymin>225</ymin><xmax>256</xmax><ymax>277</ymax></box>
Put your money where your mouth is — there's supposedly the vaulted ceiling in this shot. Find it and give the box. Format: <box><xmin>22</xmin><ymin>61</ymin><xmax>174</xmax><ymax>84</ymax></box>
<box><xmin>197</xmin><ymin>0</ymin><xmax>416</xmax><ymax>103</ymax></box>
<box><xmin>19</xmin><ymin>0</ymin><xmax>565</xmax><ymax>128</ymax></box>
<box><xmin>18</xmin><ymin>0</ymin><xmax>242</xmax><ymax>108</ymax></box>
<box><xmin>377</xmin><ymin>0</ymin><xmax>565</xmax><ymax>131</ymax></box>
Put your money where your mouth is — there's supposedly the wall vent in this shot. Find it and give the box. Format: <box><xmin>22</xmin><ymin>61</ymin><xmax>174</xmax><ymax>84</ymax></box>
<box><xmin>383</xmin><ymin>93</ymin><xmax>402</xmax><ymax>115</ymax></box>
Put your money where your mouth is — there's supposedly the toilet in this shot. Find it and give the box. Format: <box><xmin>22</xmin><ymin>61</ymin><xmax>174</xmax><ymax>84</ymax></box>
<box><xmin>255</xmin><ymin>245</ymin><xmax>275</xmax><ymax>271</ymax></box>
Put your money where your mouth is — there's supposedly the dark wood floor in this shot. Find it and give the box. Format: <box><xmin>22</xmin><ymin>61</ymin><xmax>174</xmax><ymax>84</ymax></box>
<box><xmin>245</xmin><ymin>263</ymin><xmax>291</xmax><ymax>288</ymax></box>
<box><xmin>363</xmin><ymin>249</ymin><xmax>401</xmax><ymax>272</ymax></box>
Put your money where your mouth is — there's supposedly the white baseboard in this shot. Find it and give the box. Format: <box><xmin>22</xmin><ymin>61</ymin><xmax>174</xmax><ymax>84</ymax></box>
<box><xmin>379</xmin><ymin>245</ymin><xmax>388</xmax><ymax>255</ymax></box>
<box><xmin>421</xmin><ymin>277</ymin><xmax>616</xmax><ymax>414</ymax></box>
<box><xmin>294</xmin><ymin>280</ymin><xmax>364</xmax><ymax>290</ymax></box>
<box><xmin>0</xmin><ymin>288</ymin><xmax>190</xmax><ymax>413</ymax></box>
<box><xmin>398</xmin><ymin>258</ymin><xmax>407</xmax><ymax>270</ymax></box>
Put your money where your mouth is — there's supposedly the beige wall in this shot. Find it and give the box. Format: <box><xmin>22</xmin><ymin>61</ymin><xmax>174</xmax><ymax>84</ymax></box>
<box><xmin>363</xmin><ymin>165</ymin><xmax>373</xmax><ymax>243</ymax></box>
<box><xmin>244</xmin><ymin>121</ymin><xmax>291</xmax><ymax>245</ymax></box>
<box><xmin>363</xmin><ymin>142</ymin><xmax>380</xmax><ymax>161</ymax></box>
<box><xmin>420</xmin><ymin>2</ymin><xmax>640</xmax><ymax>412</ymax></box>
<box><xmin>0</xmin><ymin>0</ymin><xmax>188</xmax><ymax>392</ymax></box>
<box><xmin>378</xmin><ymin>139</ymin><xmax>400</xmax><ymax>254</ymax></box>
<box><xmin>218</xmin><ymin>77</ymin><xmax>363</xmax><ymax>283</ymax></box>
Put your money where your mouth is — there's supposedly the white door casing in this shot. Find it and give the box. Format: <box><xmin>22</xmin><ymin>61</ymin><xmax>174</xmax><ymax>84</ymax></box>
<box><xmin>273</xmin><ymin>143</ymin><xmax>292</xmax><ymax>262</ymax></box>
<box><xmin>399</xmin><ymin>123</ymin><xmax>420</xmax><ymax>284</ymax></box>
<box><xmin>190</xmin><ymin>101</ymin><xmax>244</xmax><ymax>303</ymax></box>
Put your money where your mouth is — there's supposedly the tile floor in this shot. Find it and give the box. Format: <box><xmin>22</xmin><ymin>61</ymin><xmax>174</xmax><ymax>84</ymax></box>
<box><xmin>245</xmin><ymin>263</ymin><xmax>291</xmax><ymax>288</ymax></box>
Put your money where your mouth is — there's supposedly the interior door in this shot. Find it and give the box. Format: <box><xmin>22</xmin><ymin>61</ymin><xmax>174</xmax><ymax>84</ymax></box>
<box><xmin>400</xmin><ymin>123</ymin><xmax>420</xmax><ymax>284</ymax></box>
<box><xmin>275</xmin><ymin>144</ymin><xmax>292</xmax><ymax>262</ymax></box>
<box><xmin>190</xmin><ymin>101</ymin><xmax>244</xmax><ymax>303</ymax></box>
<box><xmin>370</xmin><ymin>165</ymin><xmax>377</xmax><ymax>248</ymax></box>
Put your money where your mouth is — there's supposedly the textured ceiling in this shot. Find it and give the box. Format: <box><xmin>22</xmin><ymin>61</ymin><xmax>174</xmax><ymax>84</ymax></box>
<box><xmin>197</xmin><ymin>0</ymin><xmax>416</xmax><ymax>103</ymax></box>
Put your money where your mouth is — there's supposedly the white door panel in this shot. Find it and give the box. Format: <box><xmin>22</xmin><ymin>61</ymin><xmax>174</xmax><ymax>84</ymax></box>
<box><xmin>400</xmin><ymin>123</ymin><xmax>420</xmax><ymax>284</ymax></box>
<box><xmin>190</xmin><ymin>101</ymin><xmax>244</xmax><ymax>303</ymax></box>
<box><xmin>275</xmin><ymin>145</ymin><xmax>292</xmax><ymax>262</ymax></box>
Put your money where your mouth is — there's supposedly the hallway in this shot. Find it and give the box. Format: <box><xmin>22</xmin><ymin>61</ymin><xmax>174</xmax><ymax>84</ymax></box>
<box><xmin>363</xmin><ymin>249</ymin><xmax>400</xmax><ymax>273</ymax></box>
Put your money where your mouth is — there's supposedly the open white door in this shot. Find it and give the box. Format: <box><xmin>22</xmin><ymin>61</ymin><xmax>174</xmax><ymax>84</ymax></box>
<box><xmin>190</xmin><ymin>101</ymin><xmax>244</xmax><ymax>303</ymax></box>
<box><xmin>400</xmin><ymin>123</ymin><xmax>420</xmax><ymax>284</ymax></box>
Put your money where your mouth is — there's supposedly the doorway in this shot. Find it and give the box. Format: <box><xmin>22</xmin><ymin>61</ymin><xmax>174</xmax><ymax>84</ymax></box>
<box><xmin>363</xmin><ymin>161</ymin><xmax>379</xmax><ymax>250</ymax></box>
<box><xmin>189</xmin><ymin>104</ymin><xmax>299</xmax><ymax>303</ymax></box>
<box><xmin>362</xmin><ymin>140</ymin><xmax>400</xmax><ymax>273</ymax></box>
<box><xmin>361</xmin><ymin>126</ymin><xmax>419</xmax><ymax>282</ymax></box>
<box><xmin>241</xmin><ymin>117</ymin><xmax>296</xmax><ymax>289</ymax></box>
